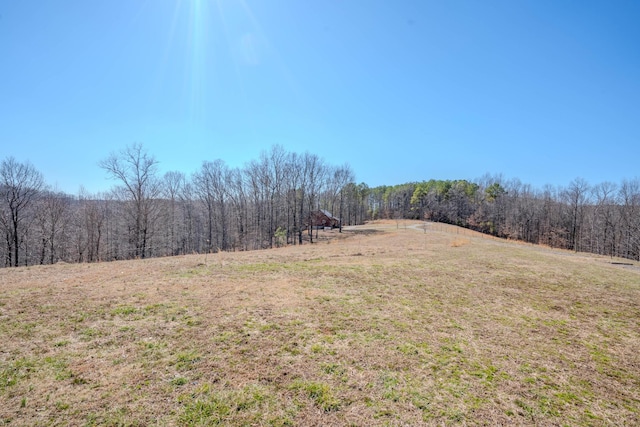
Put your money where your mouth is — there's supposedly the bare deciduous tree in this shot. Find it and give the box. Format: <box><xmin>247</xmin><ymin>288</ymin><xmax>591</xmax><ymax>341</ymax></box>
<box><xmin>302</xmin><ymin>153</ymin><xmax>326</xmax><ymax>243</ymax></box>
<box><xmin>35</xmin><ymin>188</ymin><xmax>70</xmax><ymax>264</ymax></box>
<box><xmin>1</xmin><ymin>146</ymin><xmax>366</xmax><ymax>267</ymax></box>
<box><xmin>193</xmin><ymin>159</ymin><xmax>230</xmax><ymax>252</ymax></box>
<box><xmin>99</xmin><ymin>143</ymin><xmax>161</xmax><ymax>259</ymax></box>
<box><xmin>563</xmin><ymin>178</ymin><xmax>590</xmax><ymax>251</ymax></box>
<box><xmin>0</xmin><ymin>157</ymin><xmax>44</xmax><ymax>267</ymax></box>
<box><xmin>619</xmin><ymin>178</ymin><xmax>640</xmax><ymax>260</ymax></box>
<box><xmin>163</xmin><ymin>171</ymin><xmax>186</xmax><ymax>256</ymax></box>
<box><xmin>325</xmin><ymin>164</ymin><xmax>355</xmax><ymax>232</ymax></box>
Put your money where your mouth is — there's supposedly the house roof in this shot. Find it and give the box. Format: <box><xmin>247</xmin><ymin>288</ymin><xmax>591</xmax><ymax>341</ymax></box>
<box><xmin>319</xmin><ymin>209</ymin><xmax>339</xmax><ymax>220</ymax></box>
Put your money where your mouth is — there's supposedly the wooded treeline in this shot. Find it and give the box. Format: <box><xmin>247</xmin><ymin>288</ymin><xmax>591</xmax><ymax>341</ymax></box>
<box><xmin>0</xmin><ymin>145</ymin><xmax>368</xmax><ymax>267</ymax></box>
<box><xmin>2</xmin><ymin>145</ymin><xmax>639</xmax><ymax>267</ymax></box>
<box><xmin>369</xmin><ymin>176</ymin><xmax>640</xmax><ymax>260</ymax></box>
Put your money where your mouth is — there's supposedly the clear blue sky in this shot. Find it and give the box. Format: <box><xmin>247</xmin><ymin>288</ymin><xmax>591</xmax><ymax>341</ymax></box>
<box><xmin>1</xmin><ymin>1</ymin><xmax>639</xmax><ymax>194</ymax></box>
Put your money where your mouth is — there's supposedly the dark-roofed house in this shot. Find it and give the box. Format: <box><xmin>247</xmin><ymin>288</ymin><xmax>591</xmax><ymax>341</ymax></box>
<box><xmin>306</xmin><ymin>209</ymin><xmax>341</xmax><ymax>229</ymax></box>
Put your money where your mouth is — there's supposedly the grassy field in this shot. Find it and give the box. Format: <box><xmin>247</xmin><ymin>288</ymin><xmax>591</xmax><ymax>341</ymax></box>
<box><xmin>1</xmin><ymin>220</ymin><xmax>639</xmax><ymax>426</ymax></box>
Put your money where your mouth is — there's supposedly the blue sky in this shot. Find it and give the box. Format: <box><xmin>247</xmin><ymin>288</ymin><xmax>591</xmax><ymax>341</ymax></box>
<box><xmin>1</xmin><ymin>0</ymin><xmax>638</xmax><ymax>194</ymax></box>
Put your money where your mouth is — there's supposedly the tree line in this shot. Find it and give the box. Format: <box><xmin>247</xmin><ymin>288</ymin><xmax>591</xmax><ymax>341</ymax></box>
<box><xmin>2</xmin><ymin>146</ymin><xmax>639</xmax><ymax>267</ymax></box>
<box><xmin>0</xmin><ymin>144</ymin><xmax>367</xmax><ymax>267</ymax></box>
<box><xmin>367</xmin><ymin>175</ymin><xmax>640</xmax><ymax>260</ymax></box>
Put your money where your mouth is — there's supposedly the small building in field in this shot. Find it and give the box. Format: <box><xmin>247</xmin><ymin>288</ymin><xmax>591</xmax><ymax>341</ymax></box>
<box><xmin>306</xmin><ymin>209</ymin><xmax>341</xmax><ymax>229</ymax></box>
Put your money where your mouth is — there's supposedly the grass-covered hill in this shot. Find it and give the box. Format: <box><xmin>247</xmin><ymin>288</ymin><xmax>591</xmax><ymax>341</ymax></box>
<box><xmin>1</xmin><ymin>221</ymin><xmax>638</xmax><ymax>426</ymax></box>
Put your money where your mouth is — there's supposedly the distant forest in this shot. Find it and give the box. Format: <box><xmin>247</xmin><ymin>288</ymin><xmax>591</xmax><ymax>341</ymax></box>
<box><xmin>1</xmin><ymin>144</ymin><xmax>639</xmax><ymax>267</ymax></box>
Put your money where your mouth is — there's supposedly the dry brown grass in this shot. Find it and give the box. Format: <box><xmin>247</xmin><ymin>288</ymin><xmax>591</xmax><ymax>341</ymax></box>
<box><xmin>1</xmin><ymin>221</ymin><xmax>639</xmax><ymax>426</ymax></box>
<box><xmin>449</xmin><ymin>238</ymin><xmax>470</xmax><ymax>248</ymax></box>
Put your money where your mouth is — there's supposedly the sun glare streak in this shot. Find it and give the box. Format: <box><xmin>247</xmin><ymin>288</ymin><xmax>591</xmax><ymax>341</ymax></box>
<box><xmin>214</xmin><ymin>0</ymin><xmax>252</xmax><ymax>130</ymax></box>
<box><xmin>153</xmin><ymin>0</ymin><xmax>182</xmax><ymax>97</ymax></box>
<box><xmin>151</xmin><ymin>0</ymin><xmax>306</xmax><ymax>132</ymax></box>
<box><xmin>185</xmin><ymin>0</ymin><xmax>207</xmax><ymax>125</ymax></box>
<box><xmin>236</xmin><ymin>0</ymin><xmax>301</xmax><ymax>98</ymax></box>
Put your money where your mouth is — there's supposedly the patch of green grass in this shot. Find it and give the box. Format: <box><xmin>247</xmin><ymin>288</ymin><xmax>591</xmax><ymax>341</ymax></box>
<box><xmin>320</xmin><ymin>363</ymin><xmax>345</xmax><ymax>377</ymax></box>
<box><xmin>180</xmin><ymin>397</ymin><xmax>231</xmax><ymax>425</ymax></box>
<box><xmin>536</xmin><ymin>393</ymin><xmax>561</xmax><ymax>417</ymax></box>
<box><xmin>584</xmin><ymin>341</ymin><xmax>629</xmax><ymax>379</ymax></box>
<box><xmin>139</xmin><ymin>340</ymin><xmax>167</xmax><ymax>361</ymax></box>
<box><xmin>184</xmin><ymin>315</ymin><xmax>202</xmax><ymax>327</ymax></box>
<box><xmin>373</xmin><ymin>408</ymin><xmax>394</xmax><ymax>418</ymax></box>
<box><xmin>380</xmin><ymin>372</ymin><xmax>401</xmax><ymax>402</ymax></box>
<box><xmin>443</xmin><ymin>408</ymin><xmax>465</xmax><ymax>422</ymax></box>
<box><xmin>432</xmin><ymin>338</ymin><xmax>467</xmax><ymax>374</ymax></box>
<box><xmin>79</xmin><ymin>327</ymin><xmax>101</xmax><ymax>341</ymax></box>
<box><xmin>72</xmin><ymin>375</ymin><xmax>88</xmax><ymax>385</ymax></box>
<box><xmin>280</xmin><ymin>342</ymin><xmax>302</xmax><ymax>356</ymax></box>
<box><xmin>171</xmin><ymin>377</ymin><xmax>189</xmax><ymax>387</ymax></box>
<box><xmin>0</xmin><ymin>319</ymin><xmax>37</xmax><ymax>339</ymax></box>
<box><xmin>18</xmin><ymin>322</ymin><xmax>37</xmax><ymax>338</ymax></box>
<box><xmin>233</xmin><ymin>262</ymin><xmax>286</xmax><ymax>275</ymax></box>
<box><xmin>290</xmin><ymin>380</ymin><xmax>341</xmax><ymax>412</ymax></box>
<box><xmin>111</xmin><ymin>305</ymin><xmax>139</xmax><ymax>317</ymax></box>
<box><xmin>471</xmin><ymin>363</ymin><xmax>500</xmax><ymax>385</ymax></box>
<box><xmin>175</xmin><ymin>265</ymin><xmax>211</xmax><ymax>278</ymax></box>
<box><xmin>396</xmin><ymin>343</ymin><xmax>419</xmax><ymax>356</ymax></box>
<box><xmin>259</xmin><ymin>323</ymin><xmax>280</xmax><ymax>332</ymax></box>
<box><xmin>83</xmin><ymin>407</ymin><xmax>134</xmax><ymax>427</ymax></box>
<box><xmin>212</xmin><ymin>330</ymin><xmax>235</xmax><ymax>344</ymax></box>
<box><xmin>174</xmin><ymin>350</ymin><xmax>201</xmax><ymax>371</ymax></box>
<box><xmin>410</xmin><ymin>390</ymin><xmax>431</xmax><ymax>417</ymax></box>
<box><xmin>0</xmin><ymin>358</ymin><xmax>35</xmax><ymax>390</ymax></box>
<box><xmin>439</xmin><ymin>338</ymin><xmax>464</xmax><ymax>355</ymax></box>
<box><xmin>554</xmin><ymin>391</ymin><xmax>581</xmax><ymax>406</ymax></box>
<box><xmin>515</xmin><ymin>398</ymin><xmax>536</xmax><ymax>418</ymax></box>
<box><xmin>71</xmin><ymin>313</ymin><xmax>86</xmax><ymax>323</ymax></box>
<box><xmin>143</xmin><ymin>303</ymin><xmax>168</xmax><ymax>314</ymax></box>
<box><xmin>178</xmin><ymin>384</ymin><xmax>285</xmax><ymax>426</ymax></box>
<box><xmin>44</xmin><ymin>356</ymin><xmax>72</xmax><ymax>381</ymax></box>
<box><xmin>55</xmin><ymin>401</ymin><xmax>70</xmax><ymax>411</ymax></box>
<box><xmin>583</xmin><ymin>408</ymin><xmax>602</xmax><ymax>421</ymax></box>
<box><xmin>586</xmin><ymin>342</ymin><xmax>611</xmax><ymax>365</ymax></box>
